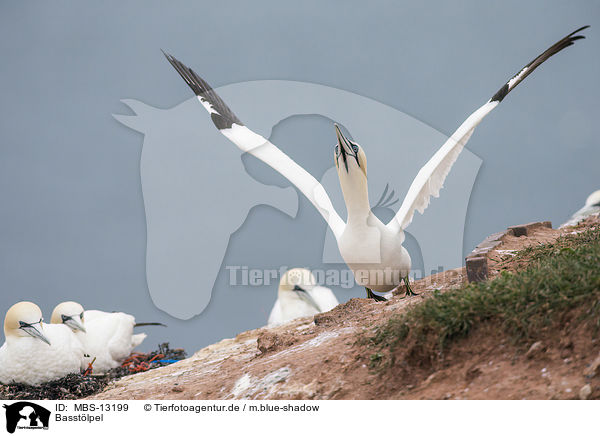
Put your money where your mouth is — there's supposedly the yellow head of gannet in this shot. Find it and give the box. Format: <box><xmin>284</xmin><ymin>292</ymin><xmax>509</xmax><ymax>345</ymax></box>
<box><xmin>51</xmin><ymin>301</ymin><xmax>86</xmax><ymax>333</ymax></box>
<box><xmin>4</xmin><ymin>302</ymin><xmax>50</xmax><ymax>345</ymax></box>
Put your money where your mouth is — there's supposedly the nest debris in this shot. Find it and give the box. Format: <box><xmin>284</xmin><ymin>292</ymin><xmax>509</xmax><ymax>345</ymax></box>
<box><xmin>0</xmin><ymin>343</ymin><xmax>186</xmax><ymax>400</ymax></box>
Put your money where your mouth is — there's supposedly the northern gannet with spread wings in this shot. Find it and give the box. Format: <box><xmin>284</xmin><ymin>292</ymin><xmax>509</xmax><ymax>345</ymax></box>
<box><xmin>163</xmin><ymin>26</ymin><xmax>588</xmax><ymax>300</ymax></box>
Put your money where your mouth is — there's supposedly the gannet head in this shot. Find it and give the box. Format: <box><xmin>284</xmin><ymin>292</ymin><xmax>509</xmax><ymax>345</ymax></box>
<box><xmin>4</xmin><ymin>302</ymin><xmax>51</xmax><ymax>345</ymax></box>
<box><xmin>278</xmin><ymin>268</ymin><xmax>321</xmax><ymax>312</ymax></box>
<box><xmin>334</xmin><ymin>124</ymin><xmax>370</xmax><ymax>214</ymax></box>
<box><xmin>584</xmin><ymin>190</ymin><xmax>600</xmax><ymax>207</ymax></box>
<box><xmin>51</xmin><ymin>301</ymin><xmax>86</xmax><ymax>333</ymax></box>
<box><xmin>334</xmin><ymin>123</ymin><xmax>367</xmax><ymax>179</ymax></box>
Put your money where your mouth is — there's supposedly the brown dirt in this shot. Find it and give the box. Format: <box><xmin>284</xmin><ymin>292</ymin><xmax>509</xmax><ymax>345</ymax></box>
<box><xmin>91</xmin><ymin>217</ymin><xmax>600</xmax><ymax>400</ymax></box>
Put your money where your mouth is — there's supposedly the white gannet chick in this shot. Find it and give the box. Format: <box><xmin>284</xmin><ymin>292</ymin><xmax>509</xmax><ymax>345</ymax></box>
<box><xmin>164</xmin><ymin>26</ymin><xmax>588</xmax><ymax>301</ymax></box>
<box><xmin>52</xmin><ymin>302</ymin><xmax>148</xmax><ymax>374</ymax></box>
<box><xmin>268</xmin><ymin>268</ymin><xmax>339</xmax><ymax>326</ymax></box>
<box><xmin>560</xmin><ymin>190</ymin><xmax>600</xmax><ymax>228</ymax></box>
<box><xmin>0</xmin><ymin>302</ymin><xmax>84</xmax><ymax>386</ymax></box>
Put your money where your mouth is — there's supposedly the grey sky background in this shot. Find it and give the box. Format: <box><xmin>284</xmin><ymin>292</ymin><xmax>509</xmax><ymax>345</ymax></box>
<box><xmin>0</xmin><ymin>1</ymin><xmax>598</xmax><ymax>352</ymax></box>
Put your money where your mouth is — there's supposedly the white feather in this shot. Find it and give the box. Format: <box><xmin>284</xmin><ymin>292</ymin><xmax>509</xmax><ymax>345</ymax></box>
<box><xmin>218</xmin><ymin>125</ymin><xmax>346</xmax><ymax>238</ymax></box>
<box><xmin>388</xmin><ymin>101</ymin><xmax>498</xmax><ymax>233</ymax></box>
<box><xmin>0</xmin><ymin>324</ymin><xmax>85</xmax><ymax>386</ymax></box>
<box><xmin>77</xmin><ymin>310</ymin><xmax>146</xmax><ymax>374</ymax></box>
<box><xmin>308</xmin><ymin>285</ymin><xmax>339</xmax><ymax>312</ymax></box>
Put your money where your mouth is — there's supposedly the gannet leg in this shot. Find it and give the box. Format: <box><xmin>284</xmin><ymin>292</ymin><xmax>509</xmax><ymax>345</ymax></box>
<box><xmin>400</xmin><ymin>275</ymin><xmax>419</xmax><ymax>298</ymax></box>
<box><xmin>365</xmin><ymin>288</ymin><xmax>387</xmax><ymax>302</ymax></box>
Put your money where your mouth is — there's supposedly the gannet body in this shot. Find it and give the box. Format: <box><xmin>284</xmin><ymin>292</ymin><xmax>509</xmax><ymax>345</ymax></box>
<box><xmin>83</xmin><ymin>311</ymin><xmax>146</xmax><ymax>373</ymax></box>
<box><xmin>268</xmin><ymin>268</ymin><xmax>339</xmax><ymax>326</ymax></box>
<box><xmin>310</xmin><ymin>285</ymin><xmax>339</xmax><ymax>313</ymax></box>
<box><xmin>0</xmin><ymin>302</ymin><xmax>83</xmax><ymax>386</ymax></box>
<box><xmin>52</xmin><ymin>302</ymin><xmax>149</xmax><ymax>374</ymax></box>
<box><xmin>163</xmin><ymin>26</ymin><xmax>588</xmax><ymax>297</ymax></box>
<box><xmin>560</xmin><ymin>190</ymin><xmax>600</xmax><ymax>228</ymax></box>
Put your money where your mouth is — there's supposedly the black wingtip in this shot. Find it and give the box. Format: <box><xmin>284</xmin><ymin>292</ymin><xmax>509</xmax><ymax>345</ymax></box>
<box><xmin>571</xmin><ymin>25</ymin><xmax>590</xmax><ymax>35</ymax></box>
<box><xmin>490</xmin><ymin>83</ymin><xmax>510</xmax><ymax>103</ymax></box>
<box><xmin>489</xmin><ymin>25</ymin><xmax>589</xmax><ymax>103</ymax></box>
<box><xmin>162</xmin><ymin>51</ymin><xmax>244</xmax><ymax>130</ymax></box>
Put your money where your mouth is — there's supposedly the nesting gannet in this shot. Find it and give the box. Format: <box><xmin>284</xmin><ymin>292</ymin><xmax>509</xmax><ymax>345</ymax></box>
<box><xmin>268</xmin><ymin>268</ymin><xmax>339</xmax><ymax>326</ymax></box>
<box><xmin>51</xmin><ymin>301</ymin><xmax>159</xmax><ymax>374</ymax></box>
<box><xmin>163</xmin><ymin>26</ymin><xmax>588</xmax><ymax>300</ymax></box>
<box><xmin>560</xmin><ymin>190</ymin><xmax>600</xmax><ymax>228</ymax></box>
<box><xmin>0</xmin><ymin>302</ymin><xmax>84</xmax><ymax>385</ymax></box>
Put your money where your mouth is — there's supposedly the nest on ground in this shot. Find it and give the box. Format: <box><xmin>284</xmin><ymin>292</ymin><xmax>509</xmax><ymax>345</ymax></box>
<box><xmin>0</xmin><ymin>343</ymin><xmax>186</xmax><ymax>400</ymax></box>
<box><xmin>106</xmin><ymin>342</ymin><xmax>187</xmax><ymax>379</ymax></box>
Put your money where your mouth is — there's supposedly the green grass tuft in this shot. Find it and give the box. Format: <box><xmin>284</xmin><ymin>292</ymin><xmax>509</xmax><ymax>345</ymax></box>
<box><xmin>368</xmin><ymin>226</ymin><xmax>600</xmax><ymax>358</ymax></box>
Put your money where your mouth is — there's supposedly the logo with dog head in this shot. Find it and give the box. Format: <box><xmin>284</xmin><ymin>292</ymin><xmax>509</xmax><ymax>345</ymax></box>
<box><xmin>2</xmin><ymin>402</ymin><xmax>50</xmax><ymax>433</ymax></box>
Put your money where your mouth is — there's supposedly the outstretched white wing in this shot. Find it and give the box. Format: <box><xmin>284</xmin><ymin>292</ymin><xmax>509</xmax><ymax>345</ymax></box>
<box><xmin>388</xmin><ymin>26</ymin><xmax>589</xmax><ymax>234</ymax></box>
<box><xmin>163</xmin><ymin>52</ymin><xmax>345</xmax><ymax>238</ymax></box>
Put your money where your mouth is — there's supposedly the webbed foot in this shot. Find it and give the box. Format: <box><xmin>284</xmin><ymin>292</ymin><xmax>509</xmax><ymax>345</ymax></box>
<box><xmin>365</xmin><ymin>288</ymin><xmax>388</xmax><ymax>302</ymax></box>
<box><xmin>400</xmin><ymin>275</ymin><xmax>419</xmax><ymax>298</ymax></box>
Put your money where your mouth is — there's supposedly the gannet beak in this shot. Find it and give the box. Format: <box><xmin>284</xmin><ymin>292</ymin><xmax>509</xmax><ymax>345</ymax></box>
<box><xmin>293</xmin><ymin>285</ymin><xmax>322</xmax><ymax>312</ymax></box>
<box><xmin>22</xmin><ymin>324</ymin><xmax>51</xmax><ymax>346</ymax></box>
<box><xmin>63</xmin><ymin>316</ymin><xmax>86</xmax><ymax>333</ymax></box>
<box><xmin>334</xmin><ymin>123</ymin><xmax>352</xmax><ymax>156</ymax></box>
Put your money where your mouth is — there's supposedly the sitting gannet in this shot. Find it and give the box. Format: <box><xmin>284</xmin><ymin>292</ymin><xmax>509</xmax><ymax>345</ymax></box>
<box><xmin>560</xmin><ymin>190</ymin><xmax>600</xmax><ymax>228</ymax></box>
<box><xmin>51</xmin><ymin>301</ymin><xmax>159</xmax><ymax>374</ymax></box>
<box><xmin>268</xmin><ymin>268</ymin><xmax>339</xmax><ymax>326</ymax></box>
<box><xmin>163</xmin><ymin>26</ymin><xmax>588</xmax><ymax>300</ymax></box>
<box><xmin>0</xmin><ymin>302</ymin><xmax>84</xmax><ymax>385</ymax></box>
